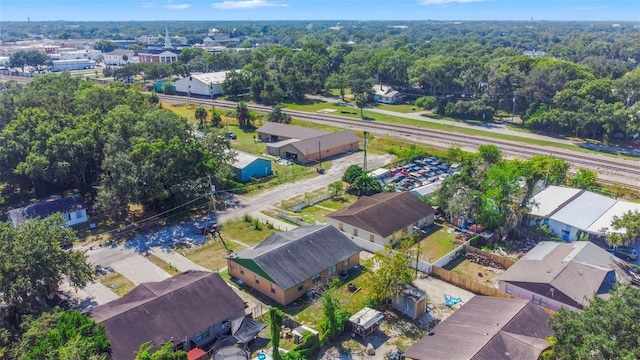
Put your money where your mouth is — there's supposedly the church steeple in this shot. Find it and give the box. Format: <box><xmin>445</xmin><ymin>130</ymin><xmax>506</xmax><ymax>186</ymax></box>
<box><xmin>164</xmin><ymin>27</ymin><xmax>173</xmax><ymax>49</ymax></box>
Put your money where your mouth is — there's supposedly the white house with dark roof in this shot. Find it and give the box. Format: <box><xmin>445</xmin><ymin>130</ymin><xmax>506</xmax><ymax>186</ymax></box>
<box><xmin>226</xmin><ymin>225</ymin><xmax>361</xmax><ymax>305</ymax></box>
<box><xmin>327</xmin><ymin>192</ymin><xmax>436</xmax><ymax>246</ymax></box>
<box><xmin>372</xmin><ymin>84</ymin><xmax>403</xmax><ymax>104</ymax></box>
<box><xmin>497</xmin><ymin>241</ymin><xmax>627</xmax><ymax>311</ymax></box>
<box><xmin>529</xmin><ymin>185</ymin><xmax>640</xmax><ymax>241</ymax></box>
<box><xmin>7</xmin><ymin>195</ymin><xmax>88</xmax><ymax>227</ymax></box>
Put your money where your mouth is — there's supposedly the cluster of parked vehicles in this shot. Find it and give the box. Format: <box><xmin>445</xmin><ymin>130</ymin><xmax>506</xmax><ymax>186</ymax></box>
<box><xmin>379</xmin><ymin>157</ymin><xmax>461</xmax><ymax>192</ymax></box>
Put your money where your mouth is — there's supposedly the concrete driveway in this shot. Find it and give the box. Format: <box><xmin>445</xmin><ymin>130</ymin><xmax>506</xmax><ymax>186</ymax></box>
<box><xmin>60</xmin><ymin>279</ymin><xmax>119</xmax><ymax>312</ymax></box>
<box><xmin>149</xmin><ymin>247</ymin><xmax>210</xmax><ymax>273</ymax></box>
<box><xmin>86</xmin><ymin>244</ymin><xmax>171</xmax><ymax>285</ymax></box>
<box><xmin>413</xmin><ymin>276</ymin><xmax>475</xmax><ymax>307</ymax></box>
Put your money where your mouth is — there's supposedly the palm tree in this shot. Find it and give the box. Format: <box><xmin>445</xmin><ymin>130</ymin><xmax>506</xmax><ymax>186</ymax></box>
<box><xmin>195</xmin><ymin>106</ymin><xmax>208</xmax><ymax>129</ymax></box>
<box><xmin>236</xmin><ymin>101</ymin><xmax>249</xmax><ymax>128</ymax></box>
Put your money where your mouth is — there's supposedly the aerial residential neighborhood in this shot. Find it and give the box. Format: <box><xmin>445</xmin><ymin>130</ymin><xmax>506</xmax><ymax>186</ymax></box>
<box><xmin>1</xmin><ymin>6</ymin><xmax>640</xmax><ymax>360</ymax></box>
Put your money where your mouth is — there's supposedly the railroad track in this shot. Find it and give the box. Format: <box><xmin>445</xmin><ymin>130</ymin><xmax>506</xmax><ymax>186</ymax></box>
<box><xmin>159</xmin><ymin>94</ymin><xmax>640</xmax><ymax>190</ymax></box>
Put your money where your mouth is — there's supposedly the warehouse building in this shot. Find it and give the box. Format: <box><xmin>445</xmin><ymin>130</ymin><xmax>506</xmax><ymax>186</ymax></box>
<box><xmin>173</xmin><ymin>71</ymin><xmax>229</xmax><ymax>98</ymax></box>
<box><xmin>257</xmin><ymin>123</ymin><xmax>360</xmax><ymax>164</ymax></box>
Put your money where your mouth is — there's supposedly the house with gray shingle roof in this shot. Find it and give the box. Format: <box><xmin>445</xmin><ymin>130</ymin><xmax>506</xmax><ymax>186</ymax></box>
<box><xmin>226</xmin><ymin>225</ymin><xmax>361</xmax><ymax>305</ymax></box>
<box><xmin>403</xmin><ymin>296</ymin><xmax>552</xmax><ymax>360</ymax></box>
<box><xmin>7</xmin><ymin>195</ymin><xmax>88</xmax><ymax>227</ymax></box>
<box><xmin>497</xmin><ymin>241</ymin><xmax>628</xmax><ymax>311</ymax></box>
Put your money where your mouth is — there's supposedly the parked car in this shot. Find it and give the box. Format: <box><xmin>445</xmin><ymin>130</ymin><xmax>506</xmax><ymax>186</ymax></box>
<box><xmin>608</xmin><ymin>246</ymin><xmax>638</xmax><ymax>260</ymax></box>
<box><xmin>227</xmin><ymin>131</ymin><xmax>237</xmax><ymax>140</ymax></box>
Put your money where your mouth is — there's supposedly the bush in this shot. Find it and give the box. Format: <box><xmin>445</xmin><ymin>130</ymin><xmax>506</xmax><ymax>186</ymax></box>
<box><xmin>293</xmin><ymin>330</ymin><xmax>320</xmax><ymax>358</ymax></box>
<box><xmin>415</xmin><ymin>96</ymin><xmax>436</xmax><ymax>110</ymax></box>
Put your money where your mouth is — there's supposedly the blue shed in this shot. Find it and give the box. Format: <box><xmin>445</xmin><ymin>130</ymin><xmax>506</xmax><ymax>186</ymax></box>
<box><xmin>233</xmin><ymin>151</ymin><xmax>273</xmax><ymax>183</ymax></box>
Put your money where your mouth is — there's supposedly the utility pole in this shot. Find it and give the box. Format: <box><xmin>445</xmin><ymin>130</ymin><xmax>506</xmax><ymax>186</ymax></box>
<box><xmin>511</xmin><ymin>95</ymin><xmax>516</xmax><ymax>123</ymax></box>
<box><xmin>318</xmin><ymin>141</ymin><xmax>322</xmax><ymax>170</ymax></box>
<box><xmin>363</xmin><ymin>131</ymin><xmax>369</xmax><ymax>172</ymax></box>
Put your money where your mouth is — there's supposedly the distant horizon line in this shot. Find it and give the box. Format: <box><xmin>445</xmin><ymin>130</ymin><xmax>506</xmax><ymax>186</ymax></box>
<box><xmin>2</xmin><ymin>19</ymin><xmax>637</xmax><ymax>23</ymax></box>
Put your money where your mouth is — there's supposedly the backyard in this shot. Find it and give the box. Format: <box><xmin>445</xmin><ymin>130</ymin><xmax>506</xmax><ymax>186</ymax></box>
<box><xmin>416</xmin><ymin>223</ymin><xmax>460</xmax><ymax>263</ymax></box>
<box><xmin>445</xmin><ymin>258</ymin><xmax>503</xmax><ymax>288</ymax></box>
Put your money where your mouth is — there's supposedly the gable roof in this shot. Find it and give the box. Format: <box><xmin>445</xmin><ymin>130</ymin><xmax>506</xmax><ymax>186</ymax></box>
<box><xmin>90</xmin><ymin>271</ymin><xmax>246</xmax><ymax>360</ymax></box>
<box><xmin>549</xmin><ymin>191</ymin><xmax>617</xmax><ymax>231</ymax></box>
<box><xmin>291</xmin><ymin>130</ymin><xmax>360</xmax><ymax>155</ymax></box>
<box><xmin>7</xmin><ymin>195</ymin><xmax>87</xmax><ymax>225</ymax></box>
<box><xmin>327</xmin><ymin>192</ymin><xmax>436</xmax><ymax>238</ymax></box>
<box><xmin>586</xmin><ymin>200</ymin><xmax>640</xmax><ymax>235</ymax></box>
<box><xmin>256</xmin><ymin>122</ymin><xmax>328</xmax><ymax>140</ymax></box>
<box><xmin>528</xmin><ymin>186</ymin><xmax>583</xmax><ymax>217</ymax></box>
<box><xmin>233</xmin><ymin>150</ymin><xmax>271</xmax><ymax>169</ymax></box>
<box><xmin>402</xmin><ymin>296</ymin><xmax>552</xmax><ymax>360</ymax></box>
<box><xmin>227</xmin><ymin>225</ymin><xmax>360</xmax><ymax>290</ymax></box>
<box><xmin>190</xmin><ymin>71</ymin><xmax>229</xmax><ymax>85</ymax></box>
<box><xmin>497</xmin><ymin>241</ymin><xmax>624</xmax><ymax>307</ymax></box>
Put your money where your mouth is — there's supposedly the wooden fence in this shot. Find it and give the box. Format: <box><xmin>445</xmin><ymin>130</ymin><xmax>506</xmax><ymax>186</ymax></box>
<box><xmin>463</xmin><ymin>244</ymin><xmax>515</xmax><ymax>269</ymax></box>
<box><xmin>430</xmin><ymin>265</ymin><xmax>514</xmax><ymax>298</ymax></box>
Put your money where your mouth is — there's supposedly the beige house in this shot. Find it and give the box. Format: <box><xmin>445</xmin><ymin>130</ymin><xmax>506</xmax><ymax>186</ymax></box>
<box><xmin>327</xmin><ymin>192</ymin><xmax>436</xmax><ymax>246</ymax></box>
<box><xmin>226</xmin><ymin>225</ymin><xmax>361</xmax><ymax>305</ymax></box>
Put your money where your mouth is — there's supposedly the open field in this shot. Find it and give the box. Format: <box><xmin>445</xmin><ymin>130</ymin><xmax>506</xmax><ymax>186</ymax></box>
<box><xmin>99</xmin><ymin>272</ymin><xmax>136</xmax><ymax>297</ymax></box>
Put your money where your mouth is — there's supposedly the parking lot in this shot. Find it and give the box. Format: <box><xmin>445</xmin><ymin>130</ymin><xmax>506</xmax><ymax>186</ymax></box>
<box><xmin>373</xmin><ymin>156</ymin><xmax>460</xmax><ymax>192</ymax></box>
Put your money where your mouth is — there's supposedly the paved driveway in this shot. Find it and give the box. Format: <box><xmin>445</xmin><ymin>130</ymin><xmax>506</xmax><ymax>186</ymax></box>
<box><xmin>86</xmin><ymin>244</ymin><xmax>171</xmax><ymax>285</ymax></box>
<box><xmin>60</xmin><ymin>279</ymin><xmax>119</xmax><ymax>312</ymax></box>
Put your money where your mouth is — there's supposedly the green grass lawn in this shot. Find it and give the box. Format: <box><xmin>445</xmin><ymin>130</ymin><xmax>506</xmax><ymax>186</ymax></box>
<box><xmin>99</xmin><ymin>272</ymin><xmax>136</xmax><ymax>297</ymax></box>
<box><xmin>370</xmin><ymin>103</ymin><xmax>419</xmax><ymax>113</ymax></box>
<box><xmin>145</xmin><ymin>254</ymin><xmax>181</xmax><ymax>275</ymax></box>
<box><xmin>222</xmin><ymin>217</ymin><xmax>276</xmax><ymax>245</ymax></box>
<box><xmin>182</xmin><ymin>238</ymin><xmax>240</xmax><ymax>271</ymax></box>
<box><xmin>295</xmin><ymin>193</ymin><xmax>359</xmax><ymax>224</ymax></box>
<box><xmin>417</xmin><ymin>223</ymin><xmax>459</xmax><ymax>263</ymax></box>
<box><xmin>287</xmin><ymin>269</ymin><xmax>373</xmax><ymax>329</ymax></box>
<box><xmin>282</xmin><ymin>100</ymin><xmax>628</xmax><ymax>156</ymax></box>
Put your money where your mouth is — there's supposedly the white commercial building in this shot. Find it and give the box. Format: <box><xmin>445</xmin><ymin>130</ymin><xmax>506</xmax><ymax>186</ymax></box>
<box><xmin>173</xmin><ymin>71</ymin><xmax>229</xmax><ymax>97</ymax></box>
<box><xmin>528</xmin><ymin>185</ymin><xmax>640</xmax><ymax>241</ymax></box>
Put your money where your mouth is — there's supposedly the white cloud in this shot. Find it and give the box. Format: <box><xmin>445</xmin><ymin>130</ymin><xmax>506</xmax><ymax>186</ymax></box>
<box><xmin>163</xmin><ymin>3</ymin><xmax>191</xmax><ymax>9</ymax></box>
<box><xmin>140</xmin><ymin>2</ymin><xmax>156</xmax><ymax>8</ymax></box>
<box><xmin>212</xmin><ymin>0</ymin><xmax>288</xmax><ymax>10</ymax></box>
<box><xmin>419</xmin><ymin>0</ymin><xmax>483</xmax><ymax>4</ymax></box>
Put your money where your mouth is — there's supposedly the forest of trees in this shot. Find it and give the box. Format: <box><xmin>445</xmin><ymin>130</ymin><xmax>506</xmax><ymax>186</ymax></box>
<box><xmin>0</xmin><ymin>75</ymin><xmax>236</xmax><ymax>216</ymax></box>
<box><xmin>92</xmin><ymin>20</ymin><xmax>640</xmax><ymax>142</ymax></box>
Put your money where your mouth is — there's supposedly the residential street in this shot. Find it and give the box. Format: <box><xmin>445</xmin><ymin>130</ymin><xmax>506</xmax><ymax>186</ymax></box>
<box><xmin>217</xmin><ymin>151</ymin><xmax>394</xmax><ymax>224</ymax></box>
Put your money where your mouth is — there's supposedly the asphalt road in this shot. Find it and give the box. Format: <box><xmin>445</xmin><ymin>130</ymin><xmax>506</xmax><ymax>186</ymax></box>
<box><xmin>217</xmin><ymin>151</ymin><xmax>394</xmax><ymax>224</ymax></box>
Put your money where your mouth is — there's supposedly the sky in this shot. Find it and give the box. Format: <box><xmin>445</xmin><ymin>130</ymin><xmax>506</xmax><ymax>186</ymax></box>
<box><xmin>0</xmin><ymin>0</ymin><xmax>638</xmax><ymax>22</ymax></box>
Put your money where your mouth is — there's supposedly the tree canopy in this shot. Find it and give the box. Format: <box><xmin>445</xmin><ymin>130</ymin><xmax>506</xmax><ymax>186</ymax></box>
<box><xmin>0</xmin><ymin>216</ymin><xmax>93</xmax><ymax>330</ymax></box>
<box><xmin>18</xmin><ymin>309</ymin><xmax>110</xmax><ymax>360</ymax></box>
<box><xmin>0</xmin><ymin>74</ymin><xmax>235</xmax><ymax>215</ymax></box>
<box><xmin>544</xmin><ymin>286</ymin><xmax>640</xmax><ymax>360</ymax></box>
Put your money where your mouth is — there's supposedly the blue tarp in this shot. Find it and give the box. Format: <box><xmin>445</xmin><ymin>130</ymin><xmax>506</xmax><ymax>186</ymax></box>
<box><xmin>445</xmin><ymin>295</ymin><xmax>462</xmax><ymax>307</ymax></box>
